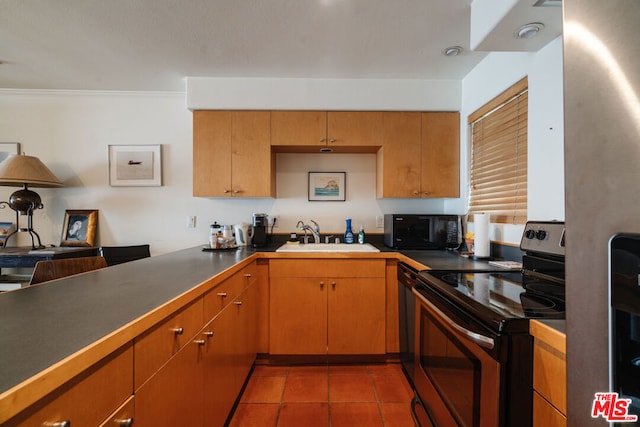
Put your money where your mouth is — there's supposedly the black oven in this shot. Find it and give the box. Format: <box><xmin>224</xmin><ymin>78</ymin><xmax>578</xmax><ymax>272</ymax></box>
<box><xmin>610</xmin><ymin>233</ymin><xmax>640</xmax><ymax>423</ymax></box>
<box><xmin>405</xmin><ymin>221</ymin><xmax>566</xmax><ymax>427</ymax></box>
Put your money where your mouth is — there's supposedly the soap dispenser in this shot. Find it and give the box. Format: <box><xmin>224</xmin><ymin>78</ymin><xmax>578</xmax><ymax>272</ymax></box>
<box><xmin>344</xmin><ymin>218</ymin><xmax>355</xmax><ymax>244</ymax></box>
<box><xmin>358</xmin><ymin>225</ymin><xmax>365</xmax><ymax>244</ymax></box>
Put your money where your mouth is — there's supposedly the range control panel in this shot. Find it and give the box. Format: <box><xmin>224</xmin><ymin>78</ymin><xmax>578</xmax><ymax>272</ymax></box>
<box><xmin>520</xmin><ymin>221</ymin><xmax>565</xmax><ymax>256</ymax></box>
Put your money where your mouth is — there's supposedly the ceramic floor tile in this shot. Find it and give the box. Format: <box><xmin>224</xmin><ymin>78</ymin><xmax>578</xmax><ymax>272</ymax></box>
<box><xmin>329</xmin><ymin>375</ymin><xmax>376</xmax><ymax>402</ymax></box>
<box><xmin>329</xmin><ymin>364</ymin><xmax>369</xmax><ymax>376</ymax></box>
<box><xmin>228</xmin><ymin>403</ymin><xmax>279</xmax><ymax>427</ymax></box>
<box><xmin>282</xmin><ymin>375</ymin><xmax>329</xmax><ymax>402</ymax></box>
<box><xmin>240</xmin><ymin>376</ymin><xmax>287</xmax><ymax>403</ymax></box>
<box><xmin>276</xmin><ymin>403</ymin><xmax>329</xmax><ymax>427</ymax></box>
<box><xmin>252</xmin><ymin>365</ymin><xmax>291</xmax><ymax>377</ymax></box>
<box><xmin>367</xmin><ymin>363</ymin><xmax>404</xmax><ymax>376</ymax></box>
<box><xmin>329</xmin><ymin>402</ymin><xmax>384</xmax><ymax>427</ymax></box>
<box><xmin>372</xmin><ymin>375</ymin><xmax>414</xmax><ymax>402</ymax></box>
<box><xmin>288</xmin><ymin>365</ymin><xmax>329</xmax><ymax>376</ymax></box>
<box><xmin>379</xmin><ymin>402</ymin><xmax>415</xmax><ymax>427</ymax></box>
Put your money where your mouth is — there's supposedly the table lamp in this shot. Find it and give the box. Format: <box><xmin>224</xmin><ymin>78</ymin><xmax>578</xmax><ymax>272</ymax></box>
<box><xmin>0</xmin><ymin>154</ymin><xmax>63</xmax><ymax>249</ymax></box>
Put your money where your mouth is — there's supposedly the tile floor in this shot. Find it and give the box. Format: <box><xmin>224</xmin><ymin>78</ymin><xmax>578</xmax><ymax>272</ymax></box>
<box><xmin>228</xmin><ymin>363</ymin><xmax>416</xmax><ymax>427</ymax></box>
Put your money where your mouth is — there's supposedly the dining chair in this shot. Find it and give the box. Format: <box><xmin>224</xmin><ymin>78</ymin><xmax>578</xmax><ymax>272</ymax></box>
<box><xmin>29</xmin><ymin>256</ymin><xmax>108</xmax><ymax>286</ymax></box>
<box><xmin>99</xmin><ymin>244</ymin><xmax>150</xmax><ymax>266</ymax></box>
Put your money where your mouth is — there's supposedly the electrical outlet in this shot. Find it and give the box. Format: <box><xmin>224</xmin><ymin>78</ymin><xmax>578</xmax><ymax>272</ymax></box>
<box><xmin>270</xmin><ymin>215</ymin><xmax>279</xmax><ymax>228</ymax></box>
<box><xmin>187</xmin><ymin>215</ymin><xmax>196</xmax><ymax>228</ymax></box>
<box><xmin>376</xmin><ymin>215</ymin><xmax>384</xmax><ymax>228</ymax></box>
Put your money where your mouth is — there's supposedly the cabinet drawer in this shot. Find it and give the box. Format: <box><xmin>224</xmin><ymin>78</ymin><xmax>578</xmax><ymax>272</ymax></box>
<box><xmin>134</xmin><ymin>298</ymin><xmax>203</xmax><ymax>389</ymax></box>
<box><xmin>270</xmin><ymin>259</ymin><xmax>385</xmax><ymax>278</ymax></box>
<box><xmin>99</xmin><ymin>395</ymin><xmax>134</xmax><ymax>427</ymax></box>
<box><xmin>7</xmin><ymin>344</ymin><xmax>133</xmax><ymax>426</ymax></box>
<box><xmin>533</xmin><ymin>338</ymin><xmax>566</xmax><ymax>415</ymax></box>
<box><xmin>203</xmin><ymin>263</ymin><xmax>256</xmax><ymax>320</ymax></box>
<box><xmin>533</xmin><ymin>391</ymin><xmax>566</xmax><ymax>427</ymax></box>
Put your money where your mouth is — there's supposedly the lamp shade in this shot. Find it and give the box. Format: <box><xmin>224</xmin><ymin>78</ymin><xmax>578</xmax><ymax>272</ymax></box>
<box><xmin>0</xmin><ymin>154</ymin><xmax>62</xmax><ymax>188</ymax></box>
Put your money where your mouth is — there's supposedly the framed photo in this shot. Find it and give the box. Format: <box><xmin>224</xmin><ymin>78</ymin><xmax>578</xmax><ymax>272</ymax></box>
<box><xmin>109</xmin><ymin>144</ymin><xmax>162</xmax><ymax>187</ymax></box>
<box><xmin>60</xmin><ymin>210</ymin><xmax>98</xmax><ymax>247</ymax></box>
<box><xmin>308</xmin><ymin>172</ymin><xmax>346</xmax><ymax>202</ymax></box>
<box><xmin>0</xmin><ymin>143</ymin><xmax>21</xmax><ymax>163</ymax></box>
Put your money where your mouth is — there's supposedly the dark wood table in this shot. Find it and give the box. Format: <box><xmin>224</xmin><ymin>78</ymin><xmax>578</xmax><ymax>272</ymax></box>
<box><xmin>0</xmin><ymin>246</ymin><xmax>99</xmax><ymax>269</ymax></box>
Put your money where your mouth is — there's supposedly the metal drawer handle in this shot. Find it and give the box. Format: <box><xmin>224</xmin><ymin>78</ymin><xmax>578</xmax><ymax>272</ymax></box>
<box><xmin>244</xmin><ymin>273</ymin><xmax>252</xmax><ymax>278</ymax></box>
<box><xmin>44</xmin><ymin>422</ymin><xmax>70</xmax><ymax>427</ymax></box>
<box><xmin>204</xmin><ymin>331</ymin><xmax>214</xmax><ymax>337</ymax></box>
<box><xmin>235</xmin><ymin>301</ymin><xmax>243</xmax><ymax>306</ymax></box>
<box><xmin>217</xmin><ymin>292</ymin><xmax>228</xmax><ymax>297</ymax></box>
<box><xmin>194</xmin><ymin>339</ymin><xmax>206</xmax><ymax>345</ymax></box>
<box><xmin>114</xmin><ymin>418</ymin><xmax>134</xmax><ymax>427</ymax></box>
<box><xmin>171</xmin><ymin>327</ymin><xmax>184</xmax><ymax>335</ymax></box>
<box><xmin>412</xmin><ymin>288</ymin><xmax>495</xmax><ymax>349</ymax></box>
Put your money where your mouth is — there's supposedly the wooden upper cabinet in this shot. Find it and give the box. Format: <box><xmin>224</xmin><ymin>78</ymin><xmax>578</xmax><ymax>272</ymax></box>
<box><xmin>377</xmin><ymin>112</ymin><xmax>422</xmax><ymax>198</ymax></box>
<box><xmin>377</xmin><ymin>111</ymin><xmax>459</xmax><ymax>198</ymax></box>
<box><xmin>193</xmin><ymin>110</ymin><xmax>274</xmax><ymax>197</ymax></box>
<box><xmin>271</xmin><ymin>111</ymin><xmax>327</xmax><ymax>146</ymax></box>
<box><xmin>421</xmin><ymin>112</ymin><xmax>460</xmax><ymax>198</ymax></box>
<box><xmin>193</xmin><ymin>110</ymin><xmax>231</xmax><ymax>197</ymax></box>
<box><xmin>271</xmin><ymin>111</ymin><xmax>382</xmax><ymax>150</ymax></box>
<box><xmin>327</xmin><ymin>111</ymin><xmax>383</xmax><ymax>147</ymax></box>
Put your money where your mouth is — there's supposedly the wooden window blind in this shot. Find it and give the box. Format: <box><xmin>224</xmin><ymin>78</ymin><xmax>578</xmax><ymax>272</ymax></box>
<box><xmin>468</xmin><ymin>77</ymin><xmax>528</xmax><ymax>224</ymax></box>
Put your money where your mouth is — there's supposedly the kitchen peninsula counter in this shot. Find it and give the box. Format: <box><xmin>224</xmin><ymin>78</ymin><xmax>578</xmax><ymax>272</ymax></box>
<box><xmin>0</xmin><ymin>244</ymin><xmax>511</xmax><ymax>423</ymax></box>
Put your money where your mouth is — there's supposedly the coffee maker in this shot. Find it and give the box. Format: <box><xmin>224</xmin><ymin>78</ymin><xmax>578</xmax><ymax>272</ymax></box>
<box><xmin>252</xmin><ymin>213</ymin><xmax>268</xmax><ymax>248</ymax></box>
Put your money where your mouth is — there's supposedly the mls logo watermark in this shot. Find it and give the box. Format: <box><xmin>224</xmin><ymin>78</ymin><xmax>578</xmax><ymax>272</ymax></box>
<box><xmin>592</xmin><ymin>392</ymin><xmax>638</xmax><ymax>422</ymax></box>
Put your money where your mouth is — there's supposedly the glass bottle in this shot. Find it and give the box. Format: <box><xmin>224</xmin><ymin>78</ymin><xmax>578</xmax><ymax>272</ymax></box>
<box><xmin>344</xmin><ymin>218</ymin><xmax>354</xmax><ymax>244</ymax></box>
<box><xmin>358</xmin><ymin>225</ymin><xmax>365</xmax><ymax>244</ymax></box>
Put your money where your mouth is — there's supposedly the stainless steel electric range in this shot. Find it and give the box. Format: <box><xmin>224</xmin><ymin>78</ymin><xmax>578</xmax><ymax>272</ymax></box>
<box><xmin>403</xmin><ymin>220</ymin><xmax>566</xmax><ymax>427</ymax></box>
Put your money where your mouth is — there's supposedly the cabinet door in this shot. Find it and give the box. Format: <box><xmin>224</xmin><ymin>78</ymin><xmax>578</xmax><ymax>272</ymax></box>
<box><xmin>327</xmin><ymin>111</ymin><xmax>383</xmax><ymax>147</ymax></box>
<box><xmin>7</xmin><ymin>344</ymin><xmax>133</xmax><ymax>426</ymax></box>
<box><xmin>135</xmin><ymin>338</ymin><xmax>204</xmax><ymax>426</ymax></box>
<box><xmin>421</xmin><ymin>112</ymin><xmax>460</xmax><ymax>198</ymax></box>
<box><xmin>271</xmin><ymin>111</ymin><xmax>327</xmax><ymax>146</ymax></box>
<box><xmin>378</xmin><ymin>112</ymin><xmax>422</xmax><ymax>198</ymax></box>
<box><xmin>193</xmin><ymin>110</ymin><xmax>232</xmax><ymax>197</ymax></box>
<box><xmin>328</xmin><ymin>278</ymin><xmax>386</xmax><ymax>354</ymax></box>
<box><xmin>231</xmin><ymin>111</ymin><xmax>274</xmax><ymax>197</ymax></box>
<box><xmin>269</xmin><ymin>277</ymin><xmax>327</xmax><ymax>354</ymax></box>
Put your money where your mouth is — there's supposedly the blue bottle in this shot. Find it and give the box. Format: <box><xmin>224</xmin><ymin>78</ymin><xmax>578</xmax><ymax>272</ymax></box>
<box><xmin>344</xmin><ymin>218</ymin><xmax>355</xmax><ymax>244</ymax></box>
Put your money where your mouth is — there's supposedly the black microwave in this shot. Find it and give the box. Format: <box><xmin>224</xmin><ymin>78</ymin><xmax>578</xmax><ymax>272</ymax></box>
<box><xmin>383</xmin><ymin>214</ymin><xmax>461</xmax><ymax>249</ymax></box>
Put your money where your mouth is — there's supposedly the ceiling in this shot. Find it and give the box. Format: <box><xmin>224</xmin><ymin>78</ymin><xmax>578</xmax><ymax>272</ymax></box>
<box><xmin>0</xmin><ymin>0</ymin><xmax>562</xmax><ymax>92</ymax></box>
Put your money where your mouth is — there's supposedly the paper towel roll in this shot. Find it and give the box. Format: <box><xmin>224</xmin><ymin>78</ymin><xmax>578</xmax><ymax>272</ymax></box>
<box><xmin>474</xmin><ymin>213</ymin><xmax>491</xmax><ymax>258</ymax></box>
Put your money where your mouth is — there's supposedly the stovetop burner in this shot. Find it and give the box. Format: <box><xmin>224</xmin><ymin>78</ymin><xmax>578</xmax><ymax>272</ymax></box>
<box><xmin>422</xmin><ymin>269</ymin><xmax>566</xmax><ymax>323</ymax></box>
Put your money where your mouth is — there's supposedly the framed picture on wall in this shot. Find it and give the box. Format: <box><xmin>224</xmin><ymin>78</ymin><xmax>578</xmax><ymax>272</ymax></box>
<box><xmin>60</xmin><ymin>209</ymin><xmax>98</xmax><ymax>247</ymax></box>
<box><xmin>308</xmin><ymin>172</ymin><xmax>346</xmax><ymax>202</ymax></box>
<box><xmin>109</xmin><ymin>144</ymin><xmax>162</xmax><ymax>187</ymax></box>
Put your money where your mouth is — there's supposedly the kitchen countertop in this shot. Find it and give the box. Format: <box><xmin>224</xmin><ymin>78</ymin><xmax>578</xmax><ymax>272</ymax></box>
<box><xmin>0</xmin><ymin>242</ymin><xmax>560</xmax><ymax>422</ymax></box>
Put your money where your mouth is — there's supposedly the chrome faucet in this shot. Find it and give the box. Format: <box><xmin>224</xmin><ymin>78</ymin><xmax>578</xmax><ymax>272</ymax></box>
<box><xmin>297</xmin><ymin>220</ymin><xmax>321</xmax><ymax>244</ymax></box>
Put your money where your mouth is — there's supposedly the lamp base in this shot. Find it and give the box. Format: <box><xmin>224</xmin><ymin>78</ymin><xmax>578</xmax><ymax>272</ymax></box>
<box><xmin>3</xmin><ymin>228</ymin><xmax>44</xmax><ymax>250</ymax></box>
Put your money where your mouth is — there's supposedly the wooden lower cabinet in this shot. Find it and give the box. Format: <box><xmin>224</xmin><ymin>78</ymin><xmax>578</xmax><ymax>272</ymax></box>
<box><xmin>531</xmin><ymin>320</ymin><xmax>567</xmax><ymax>427</ymax></box>
<box><xmin>269</xmin><ymin>259</ymin><xmax>386</xmax><ymax>355</ymax></box>
<box><xmin>6</xmin><ymin>344</ymin><xmax>133</xmax><ymax>426</ymax></box>
<box><xmin>135</xmin><ymin>272</ymin><xmax>259</xmax><ymax>427</ymax></box>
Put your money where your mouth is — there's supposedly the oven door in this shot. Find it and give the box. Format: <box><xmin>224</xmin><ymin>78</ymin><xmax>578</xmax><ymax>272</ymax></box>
<box><xmin>413</xmin><ymin>285</ymin><xmax>501</xmax><ymax>427</ymax></box>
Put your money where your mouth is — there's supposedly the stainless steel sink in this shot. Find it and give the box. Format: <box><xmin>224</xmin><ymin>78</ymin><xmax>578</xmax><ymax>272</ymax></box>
<box><xmin>275</xmin><ymin>243</ymin><xmax>380</xmax><ymax>253</ymax></box>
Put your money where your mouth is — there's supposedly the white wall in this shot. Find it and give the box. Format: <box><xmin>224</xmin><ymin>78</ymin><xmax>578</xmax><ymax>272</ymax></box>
<box><xmin>0</xmin><ymin>90</ymin><xmax>453</xmax><ymax>254</ymax></box>
<box><xmin>455</xmin><ymin>36</ymin><xmax>565</xmax><ymax>244</ymax></box>
<box><xmin>0</xmin><ymin>40</ymin><xmax>564</xmax><ymax>254</ymax></box>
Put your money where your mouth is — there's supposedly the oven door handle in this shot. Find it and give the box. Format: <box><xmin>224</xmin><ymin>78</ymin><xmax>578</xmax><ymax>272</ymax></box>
<box><xmin>413</xmin><ymin>287</ymin><xmax>495</xmax><ymax>350</ymax></box>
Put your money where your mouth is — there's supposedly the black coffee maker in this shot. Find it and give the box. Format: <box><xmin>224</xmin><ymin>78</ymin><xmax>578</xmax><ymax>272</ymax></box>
<box><xmin>252</xmin><ymin>213</ymin><xmax>269</xmax><ymax>248</ymax></box>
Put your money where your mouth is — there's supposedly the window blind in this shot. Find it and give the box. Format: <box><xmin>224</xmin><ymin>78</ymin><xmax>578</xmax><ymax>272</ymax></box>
<box><xmin>468</xmin><ymin>78</ymin><xmax>528</xmax><ymax>224</ymax></box>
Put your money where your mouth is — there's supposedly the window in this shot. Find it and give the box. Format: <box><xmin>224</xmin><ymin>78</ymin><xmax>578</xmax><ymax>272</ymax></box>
<box><xmin>468</xmin><ymin>77</ymin><xmax>528</xmax><ymax>224</ymax></box>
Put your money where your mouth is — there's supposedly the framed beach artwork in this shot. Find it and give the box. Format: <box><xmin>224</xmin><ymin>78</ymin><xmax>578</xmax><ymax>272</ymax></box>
<box><xmin>109</xmin><ymin>144</ymin><xmax>162</xmax><ymax>187</ymax></box>
<box><xmin>308</xmin><ymin>172</ymin><xmax>346</xmax><ymax>202</ymax></box>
